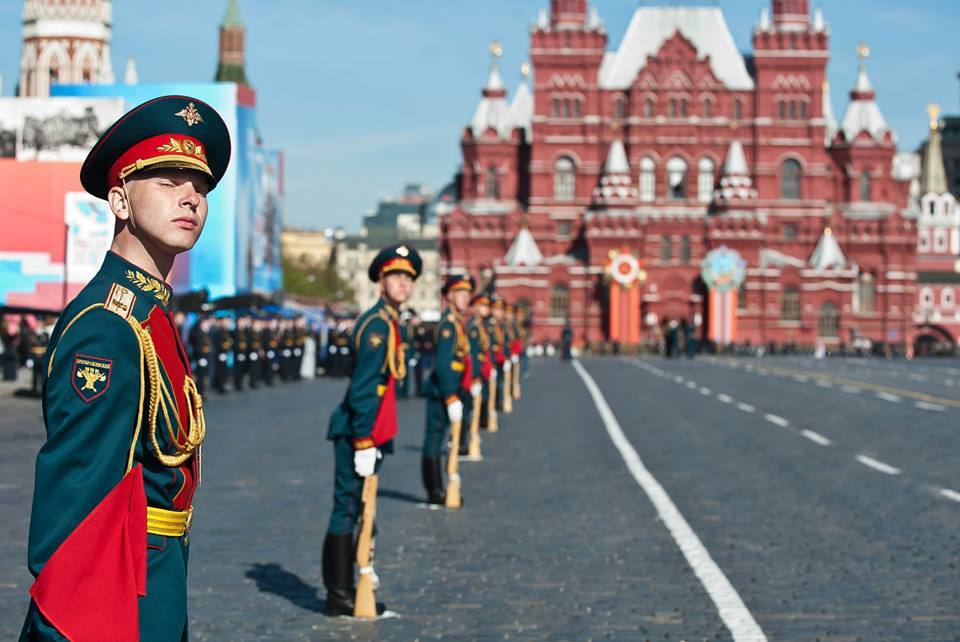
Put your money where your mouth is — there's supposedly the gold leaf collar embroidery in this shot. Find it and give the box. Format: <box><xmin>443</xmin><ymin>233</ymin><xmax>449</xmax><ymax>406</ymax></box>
<box><xmin>125</xmin><ymin>270</ymin><xmax>171</xmax><ymax>307</ymax></box>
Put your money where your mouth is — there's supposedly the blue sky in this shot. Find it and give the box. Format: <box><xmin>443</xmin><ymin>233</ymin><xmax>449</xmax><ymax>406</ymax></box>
<box><xmin>1</xmin><ymin>1</ymin><xmax>957</xmax><ymax>231</ymax></box>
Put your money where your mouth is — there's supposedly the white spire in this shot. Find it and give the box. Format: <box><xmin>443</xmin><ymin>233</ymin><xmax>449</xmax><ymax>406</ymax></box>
<box><xmin>604</xmin><ymin>139</ymin><xmax>630</xmax><ymax>174</ymax></box>
<box><xmin>809</xmin><ymin>228</ymin><xmax>847</xmax><ymax>271</ymax></box>
<box><xmin>813</xmin><ymin>7</ymin><xmax>825</xmax><ymax>32</ymax></box>
<box><xmin>536</xmin><ymin>8</ymin><xmax>549</xmax><ymax>30</ymax></box>
<box><xmin>714</xmin><ymin>139</ymin><xmax>757</xmax><ymax>202</ymax></box>
<box><xmin>759</xmin><ymin>7</ymin><xmax>771</xmax><ymax>31</ymax></box>
<box><xmin>124</xmin><ymin>56</ymin><xmax>138</xmax><ymax>85</ymax></box>
<box><xmin>592</xmin><ymin>139</ymin><xmax>639</xmax><ymax>207</ymax></box>
<box><xmin>588</xmin><ymin>7</ymin><xmax>603</xmax><ymax>31</ymax></box>
<box><xmin>509</xmin><ymin>65</ymin><xmax>533</xmax><ymax>136</ymax></box>
<box><xmin>840</xmin><ymin>44</ymin><xmax>893</xmax><ymax>143</ymax></box>
<box><xmin>822</xmin><ymin>81</ymin><xmax>837</xmax><ymax>144</ymax></box>
<box><xmin>504</xmin><ymin>225</ymin><xmax>544</xmax><ymax>267</ymax></box>
<box><xmin>470</xmin><ymin>42</ymin><xmax>513</xmax><ymax>139</ymax></box>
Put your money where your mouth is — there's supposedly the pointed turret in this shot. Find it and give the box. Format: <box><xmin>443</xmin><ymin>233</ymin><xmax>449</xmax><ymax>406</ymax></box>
<box><xmin>123</xmin><ymin>56</ymin><xmax>138</xmax><ymax>85</ymax></box>
<box><xmin>470</xmin><ymin>42</ymin><xmax>513</xmax><ymax>139</ymax></box>
<box><xmin>822</xmin><ymin>81</ymin><xmax>837</xmax><ymax>144</ymax></box>
<box><xmin>713</xmin><ymin>140</ymin><xmax>757</xmax><ymax>203</ymax></box>
<box><xmin>215</xmin><ymin>0</ymin><xmax>249</xmax><ymax>86</ymax></box>
<box><xmin>504</xmin><ymin>219</ymin><xmax>544</xmax><ymax>267</ymax></box>
<box><xmin>809</xmin><ymin>227</ymin><xmax>847</xmax><ymax>271</ymax></box>
<box><xmin>592</xmin><ymin>139</ymin><xmax>640</xmax><ymax>208</ymax></box>
<box><xmin>839</xmin><ymin>44</ymin><xmax>892</xmax><ymax>143</ymax></box>
<box><xmin>509</xmin><ymin>63</ymin><xmax>533</xmax><ymax>137</ymax></box>
<box><xmin>922</xmin><ymin>103</ymin><xmax>948</xmax><ymax>195</ymax></box>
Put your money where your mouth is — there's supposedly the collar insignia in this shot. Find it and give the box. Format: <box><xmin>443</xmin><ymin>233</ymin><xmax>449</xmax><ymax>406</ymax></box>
<box><xmin>125</xmin><ymin>269</ymin><xmax>171</xmax><ymax>307</ymax></box>
<box><xmin>175</xmin><ymin>102</ymin><xmax>204</xmax><ymax>127</ymax></box>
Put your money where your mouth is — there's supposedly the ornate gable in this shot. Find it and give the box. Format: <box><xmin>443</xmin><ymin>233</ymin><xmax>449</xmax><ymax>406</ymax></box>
<box><xmin>633</xmin><ymin>31</ymin><xmax>723</xmax><ymax>91</ymax></box>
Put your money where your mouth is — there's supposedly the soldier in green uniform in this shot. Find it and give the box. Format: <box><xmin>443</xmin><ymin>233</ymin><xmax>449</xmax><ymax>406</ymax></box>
<box><xmin>247</xmin><ymin>314</ymin><xmax>263</xmax><ymax>388</ymax></box>
<box><xmin>487</xmin><ymin>295</ymin><xmax>509</xmax><ymax>412</ymax></box>
<box><xmin>19</xmin><ymin>95</ymin><xmax>230</xmax><ymax>642</ymax></box>
<box><xmin>472</xmin><ymin>293</ymin><xmax>497</xmax><ymax>430</ymax></box>
<box><xmin>323</xmin><ymin>243</ymin><xmax>422</xmax><ymax>617</ymax></box>
<box><xmin>212</xmin><ymin>315</ymin><xmax>233</xmax><ymax>393</ymax></box>
<box><xmin>422</xmin><ymin>275</ymin><xmax>474</xmax><ymax>505</ymax></box>
<box><xmin>463</xmin><ymin>292</ymin><xmax>492</xmax><ymax>452</ymax></box>
<box><xmin>232</xmin><ymin>312</ymin><xmax>250</xmax><ymax>391</ymax></box>
<box><xmin>187</xmin><ymin>314</ymin><xmax>213</xmax><ymax>396</ymax></box>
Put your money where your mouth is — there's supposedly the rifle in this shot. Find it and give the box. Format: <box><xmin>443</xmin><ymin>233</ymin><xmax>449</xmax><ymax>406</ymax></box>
<box><xmin>512</xmin><ymin>358</ymin><xmax>521</xmax><ymax>400</ymax></box>
<box><xmin>354</xmin><ymin>474</ymin><xmax>378</xmax><ymax>618</ymax></box>
<box><xmin>467</xmin><ymin>391</ymin><xmax>482</xmax><ymax>457</ymax></box>
<box><xmin>502</xmin><ymin>365</ymin><xmax>513</xmax><ymax>414</ymax></box>
<box><xmin>486</xmin><ymin>376</ymin><xmax>498</xmax><ymax>433</ymax></box>
<box><xmin>445</xmin><ymin>420</ymin><xmax>463</xmax><ymax>509</ymax></box>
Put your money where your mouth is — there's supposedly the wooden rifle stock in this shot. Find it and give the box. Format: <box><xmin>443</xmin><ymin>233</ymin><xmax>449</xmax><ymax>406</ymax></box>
<box><xmin>486</xmin><ymin>376</ymin><xmax>498</xmax><ymax>432</ymax></box>
<box><xmin>468</xmin><ymin>391</ymin><xmax>482</xmax><ymax>457</ymax></box>
<box><xmin>353</xmin><ymin>474</ymin><xmax>378</xmax><ymax>618</ymax></box>
<box><xmin>512</xmin><ymin>357</ymin><xmax>521</xmax><ymax>400</ymax></box>
<box><xmin>502</xmin><ymin>365</ymin><xmax>513</xmax><ymax>414</ymax></box>
<box><xmin>445</xmin><ymin>420</ymin><xmax>463</xmax><ymax>509</ymax></box>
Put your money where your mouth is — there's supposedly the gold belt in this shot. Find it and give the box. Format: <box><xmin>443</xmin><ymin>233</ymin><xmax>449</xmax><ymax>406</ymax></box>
<box><xmin>147</xmin><ymin>506</ymin><xmax>193</xmax><ymax>537</ymax></box>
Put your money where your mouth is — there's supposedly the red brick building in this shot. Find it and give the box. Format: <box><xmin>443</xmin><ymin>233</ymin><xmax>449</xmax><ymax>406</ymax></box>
<box><xmin>440</xmin><ymin>0</ymin><xmax>916</xmax><ymax>350</ymax></box>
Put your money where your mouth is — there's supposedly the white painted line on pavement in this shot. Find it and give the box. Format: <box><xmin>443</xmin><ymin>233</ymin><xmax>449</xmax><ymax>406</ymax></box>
<box><xmin>914</xmin><ymin>401</ymin><xmax>946</xmax><ymax>412</ymax></box>
<box><xmin>764</xmin><ymin>413</ymin><xmax>790</xmax><ymax>428</ymax></box>
<box><xmin>875</xmin><ymin>391</ymin><xmax>902</xmax><ymax>403</ymax></box>
<box><xmin>801</xmin><ymin>430</ymin><xmax>831</xmax><ymax>446</ymax></box>
<box><xmin>699</xmin><ymin>387</ymin><xmax>712</xmax><ymax>396</ymax></box>
<box><xmin>737</xmin><ymin>402</ymin><xmax>756</xmax><ymax>413</ymax></box>
<box><xmin>716</xmin><ymin>393</ymin><xmax>734</xmax><ymax>404</ymax></box>
<box><xmin>939</xmin><ymin>488</ymin><xmax>960</xmax><ymax>503</ymax></box>
<box><xmin>793</xmin><ymin>374</ymin><xmax>810</xmax><ymax>383</ymax></box>
<box><xmin>674</xmin><ymin>376</ymin><xmax>685</xmax><ymax>384</ymax></box>
<box><xmin>573</xmin><ymin>360</ymin><xmax>767</xmax><ymax>642</ymax></box>
<box><xmin>815</xmin><ymin>379</ymin><xmax>833</xmax><ymax>388</ymax></box>
<box><xmin>686</xmin><ymin>381</ymin><xmax>698</xmax><ymax>389</ymax></box>
<box><xmin>855</xmin><ymin>455</ymin><xmax>901</xmax><ymax>476</ymax></box>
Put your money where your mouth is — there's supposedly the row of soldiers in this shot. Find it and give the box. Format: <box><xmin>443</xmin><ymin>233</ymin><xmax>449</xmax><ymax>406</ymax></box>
<box><xmin>322</xmin><ymin>243</ymin><xmax>530</xmax><ymax>618</ymax></box>
<box><xmin>185</xmin><ymin>313</ymin><xmax>310</xmax><ymax>395</ymax></box>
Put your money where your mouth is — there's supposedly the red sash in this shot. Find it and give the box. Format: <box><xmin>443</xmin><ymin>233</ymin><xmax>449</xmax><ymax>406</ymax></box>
<box><xmin>371</xmin><ymin>376</ymin><xmax>398</xmax><ymax>446</ymax></box>
<box><xmin>30</xmin><ymin>465</ymin><xmax>147</xmax><ymax>642</ymax></box>
<box><xmin>510</xmin><ymin>339</ymin><xmax>523</xmax><ymax>357</ymax></box>
<box><xmin>494</xmin><ymin>347</ymin><xmax>506</xmax><ymax>367</ymax></box>
<box><xmin>460</xmin><ymin>355</ymin><xmax>473</xmax><ymax>390</ymax></box>
<box><xmin>480</xmin><ymin>356</ymin><xmax>492</xmax><ymax>380</ymax></box>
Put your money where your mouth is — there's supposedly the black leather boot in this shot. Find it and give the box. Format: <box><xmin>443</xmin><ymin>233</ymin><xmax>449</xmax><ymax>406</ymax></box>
<box><xmin>421</xmin><ymin>457</ymin><xmax>445</xmax><ymax>505</ymax></box>
<box><xmin>322</xmin><ymin>532</ymin><xmax>355</xmax><ymax>616</ymax></box>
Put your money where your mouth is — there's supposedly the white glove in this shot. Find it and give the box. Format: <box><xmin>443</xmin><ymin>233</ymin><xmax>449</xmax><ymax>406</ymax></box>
<box><xmin>447</xmin><ymin>399</ymin><xmax>463</xmax><ymax>423</ymax></box>
<box><xmin>490</xmin><ymin>369</ymin><xmax>497</xmax><ymax>382</ymax></box>
<box><xmin>511</xmin><ymin>354</ymin><xmax>519</xmax><ymax>364</ymax></box>
<box><xmin>503</xmin><ymin>361</ymin><xmax>512</xmax><ymax>373</ymax></box>
<box><xmin>354</xmin><ymin>447</ymin><xmax>378</xmax><ymax>477</ymax></box>
<box><xmin>470</xmin><ymin>382</ymin><xmax>482</xmax><ymax>397</ymax></box>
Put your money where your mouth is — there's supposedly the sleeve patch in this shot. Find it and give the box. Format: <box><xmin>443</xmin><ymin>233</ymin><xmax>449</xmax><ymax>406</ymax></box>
<box><xmin>368</xmin><ymin>333</ymin><xmax>384</xmax><ymax>349</ymax></box>
<box><xmin>441</xmin><ymin>328</ymin><xmax>452</xmax><ymax>339</ymax></box>
<box><xmin>72</xmin><ymin>354</ymin><xmax>113</xmax><ymax>403</ymax></box>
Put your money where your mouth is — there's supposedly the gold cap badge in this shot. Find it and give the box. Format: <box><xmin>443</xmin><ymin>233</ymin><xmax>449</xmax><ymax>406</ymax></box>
<box><xmin>175</xmin><ymin>102</ymin><xmax>204</xmax><ymax>127</ymax></box>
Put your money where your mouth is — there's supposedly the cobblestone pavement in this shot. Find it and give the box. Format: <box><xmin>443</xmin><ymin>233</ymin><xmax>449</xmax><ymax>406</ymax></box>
<box><xmin>1</xmin><ymin>357</ymin><xmax>958</xmax><ymax>640</ymax></box>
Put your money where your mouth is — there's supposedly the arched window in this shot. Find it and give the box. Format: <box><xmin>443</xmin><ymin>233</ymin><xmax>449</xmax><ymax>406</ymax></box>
<box><xmin>818</xmin><ymin>302</ymin><xmax>839</xmax><ymax>338</ymax></box>
<box><xmin>800</xmin><ymin>101</ymin><xmax>808</xmax><ymax>119</ymax></box>
<box><xmin>660</xmin><ymin>235</ymin><xmax>672</xmax><ymax>263</ymax></box>
<box><xmin>697</xmin><ymin>157</ymin><xmax>714</xmax><ymax>203</ymax></box>
<box><xmin>645</xmin><ymin>98</ymin><xmax>655</xmax><ymax>117</ymax></box>
<box><xmin>703</xmin><ymin>98</ymin><xmax>713</xmax><ymax>118</ymax></box>
<box><xmin>738</xmin><ymin>283</ymin><xmax>748</xmax><ymax>310</ymax></box>
<box><xmin>574</xmin><ymin>98</ymin><xmax>582</xmax><ymax>118</ymax></box>
<box><xmin>859</xmin><ymin>170</ymin><xmax>871</xmax><ymax>202</ymax></box>
<box><xmin>551</xmin><ymin>98</ymin><xmax>560</xmax><ymax>117</ymax></box>
<box><xmin>942</xmin><ymin>287</ymin><xmax>956</xmax><ymax>309</ymax></box>
<box><xmin>918</xmin><ymin>230</ymin><xmax>931</xmax><ymax>252</ymax></box>
<box><xmin>789</xmin><ymin>101</ymin><xmax>797</xmax><ymax>119</ymax></box>
<box><xmin>554</xmin><ymin>156</ymin><xmax>576</xmax><ymax>201</ymax></box>
<box><xmin>550</xmin><ymin>284</ymin><xmax>569</xmax><ymax>319</ymax></box>
<box><xmin>639</xmin><ymin>157</ymin><xmax>656</xmax><ymax>202</ymax></box>
<box><xmin>614</xmin><ymin>96</ymin><xmax>626</xmax><ymax>121</ymax></box>
<box><xmin>667</xmin><ymin>156</ymin><xmax>688</xmax><ymax>199</ymax></box>
<box><xmin>680</xmin><ymin>235</ymin><xmax>691</xmax><ymax>263</ymax></box>
<box><xmin>733</xmin><ymin>98</ymin><xmax>743</xmax><ymax>120</ymax></box>
<box><xmin>934</xmin><ymin>228</ymin><xmax>948</xmax><ymax>252</ymax></box>
<box><xmin>781</xmin><ymin>159</ymin><xmax>802</xmax><ymax>200</ymax></box>
<box><xmin>781</xmin><ymin>287</ymin><xmax>801</xmax><ymax>321</ymax></box>
<box><xmin>668</xmin><ymin>99</ymin><xmax>677</xmax><ymax>118</ymax></box>
<box><xmin>920</xmin><ymin>287</ymin><xmax>934</xmax><ymax>308</ymax></box>
<box><xmin>562</xmin><ymin>99</ymin><xmax>571</xmax><ymax>118</ymax></box>
<box><xmin>49</xmin><ymin>57</ymin><xmax>60</xmax><ymax>85</ymax></box>
<box><xmin>858</xmin><ymin>272</ymin><xmax>875</xmax><ymax>313</ymax></box>
<box><xmin>680</xmin><ymin>99</ymin><xmax>688</xmax><ymax>117</ymax></box>
<box><xmin>485</xmin><ymin>167</ymin><xmax>499</xmax><ymax>199</ymax></box>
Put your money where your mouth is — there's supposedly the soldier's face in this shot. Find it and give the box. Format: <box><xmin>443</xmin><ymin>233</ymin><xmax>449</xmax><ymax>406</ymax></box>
<box><xmin>474</xmin><ymin>303</ymin><xmax>490</xmax><ymax>317</ymax></box>
<box><xmin>447</xmin><ymin>289</ymin><xmax>470</xmax><ymax>313</ymax></box>
<box><xmin>380</xmin><ymin>272</ymin><xmax>413</xmax><ymax>306</ymax></box>
<box><xmin>119</xmin><ymin>169</ymin><xmax>210</xmax><ymax>255</ymax></box>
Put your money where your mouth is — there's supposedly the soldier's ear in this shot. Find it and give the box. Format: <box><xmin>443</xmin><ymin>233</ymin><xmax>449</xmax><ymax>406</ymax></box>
<box><xmin>107</xmin><ymin>186</ymin><xmax>130</xmax><ymax>221</ymax></box>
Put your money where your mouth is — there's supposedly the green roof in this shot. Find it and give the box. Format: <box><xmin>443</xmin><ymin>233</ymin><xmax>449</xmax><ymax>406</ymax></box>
<box><xmin>222</xmin><ymin>0</ymin><xmax>244</xmax><ymax>27</ymax></box>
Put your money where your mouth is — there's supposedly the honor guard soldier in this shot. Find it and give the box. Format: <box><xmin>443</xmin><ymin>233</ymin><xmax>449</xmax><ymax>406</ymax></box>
<box><xmin>263</xmin><ymin>316</ymin><xmax>280</xmax><ymax>385</ymax></box>
<box><xmin>294</xmin><ymin>317</ymin><xmax>308</xmax><ymax>380</ymax></box>
<box><xmin>19</xmin><ymin>96</ymin><xmax>230</xmax><ymax>641</ymax></box>
<box><xmin>487</xmin><ymin>295</ymin><xmax>509</xmax><ymax>413</ymax></box>
<box><xmin>248</xmin><ymin>314</ymin><xmax>263</xmax><ymax>388</ymax></box>
<box><xmin>212</xmin><ymin>315</ymin><xmax>233</xmax><ymax>393</ymax></box>
<box><xmin>187</xmin><ymin>314</ymin><xmax>213</xmax><ymax>396</ymax></box>
<box><xmin>472</xmin><ymin>293</ymin><xmax>497</xmax><ymax>431</ymax></box>
<box><xmin>397</xmin><ymin>311</ymin><xmax>412</xmax><ymax>398</ymax></box>
<box><xmin>464</xmin><ymin>292</ymin><xmax>492</xmax><ymax>452</ymax></box>
<box><xmin>411</xmin><ymin>315</ymin><xmax>428</xmax><ymax>396</ymax></box>
<box><xmin>422</xmin><ymin>275</ymin><xmax>474</xmax><ymax>505</ymax></box>
<box><xmin>323</xmin><ymin>244</ymin><xmax>421</xmax><ymax>617</ymax></box>
<box><xmin>232</xmin><ymin>312</ymin><xmax>250</xmax><ymax>391</ymax></box>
